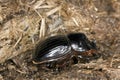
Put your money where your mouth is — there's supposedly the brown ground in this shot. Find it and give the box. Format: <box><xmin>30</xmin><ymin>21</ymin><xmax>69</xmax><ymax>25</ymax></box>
<box><xmin>0</xmin><ymin>0</ymin><xmax>120</xmax><ymax>80</ymax></box>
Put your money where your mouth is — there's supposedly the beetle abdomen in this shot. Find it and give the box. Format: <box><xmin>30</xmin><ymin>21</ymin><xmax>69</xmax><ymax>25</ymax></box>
<box><xmin>33</xmin><ymin>35</ymin><xmax>71</xmax><ymax>64</ymax></box>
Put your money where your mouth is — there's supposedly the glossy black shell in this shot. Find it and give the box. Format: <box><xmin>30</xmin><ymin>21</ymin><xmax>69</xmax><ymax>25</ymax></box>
<box><xmin>67</xmin><ymin>33</ymin><xmax>96</xmax><ymax>52</ymax></box>
<box><xmin>33</xmin><ymin>33</ymin><xmax>99</xmax><ymax>66</ymax></box>
<box><xmin>33</xmin><ymin>35</ymin><xmax>71</xmax><ymax>64</ymax></box>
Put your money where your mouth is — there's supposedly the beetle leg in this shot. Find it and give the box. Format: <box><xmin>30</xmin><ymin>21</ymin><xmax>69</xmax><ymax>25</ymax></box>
<box><xmin>46</xmin><ymin>62</ymin><xmax>56</xmax><ymax>69</ymax></box>
<box><xmin>72</xmin><ymin>56</ymin><xmax>78</xmax><ymax>64</ymax></box>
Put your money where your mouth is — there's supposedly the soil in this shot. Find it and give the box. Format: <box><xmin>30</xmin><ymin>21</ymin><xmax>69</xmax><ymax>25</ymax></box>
<box><xmin>0</xmin><ymin>0</ymin><xmax>120</xmax><ymax>80</ymax></box>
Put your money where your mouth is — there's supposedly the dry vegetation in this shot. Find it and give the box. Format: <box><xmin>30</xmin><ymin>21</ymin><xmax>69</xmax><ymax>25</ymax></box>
<box><xmin>0</xmin><ymin>0</ymin><xmax>120</xmax><ymax>80</ymax></box>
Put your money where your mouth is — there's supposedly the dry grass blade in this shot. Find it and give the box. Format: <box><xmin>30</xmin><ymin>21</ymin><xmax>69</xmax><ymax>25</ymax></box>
<box><xmin>110</xmin><ymin>54</ymin><xmax>115</xmax><ymax>67</ymax></box>
<box><xmin>16</xmin><ymin>69</ymin><xmax>27</xmax><ymax>74</ymax></box>
<box><xmin>33</xmin><ymin>0</ymin><xmax>45</xmax><ymax>9</ymax></box>
<box><xmin>72</xmin><ymin>17</ymin><xmax>79</xmax><ymax>27</ymax></box>
<box><xmin>36</xmin><ymin>5</ymin><xmax>54</xmax><ymax>9</ymax></box>
<box><xmin>34</xmin><ymin>9</ymin><xmax>42</xmax><ymax>18</ymax></box>
<box><xmin>28</xmin><ymin>0</ymin><xmax>36</xmax><ymax>5</ymax></box>
<box><xmin>39</xmin><ymin>18</ymin><xmax>46</xmax><ymax>38</ymax></box>
<box><xmin>13</xmin><ymin>34</ymin><xmax>23</xmax><ymax>48</ymax></box>
<box><xmin>46</xmin><ymin>6</ymin><xmax>61</xmax><ymax>17</ymax></box>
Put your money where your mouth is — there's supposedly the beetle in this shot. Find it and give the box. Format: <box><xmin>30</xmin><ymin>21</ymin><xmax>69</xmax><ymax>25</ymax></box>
<box><xmin>32</xmin><ymin>33</ymin><xmax>100</xmax><ymax>70</ymax></box>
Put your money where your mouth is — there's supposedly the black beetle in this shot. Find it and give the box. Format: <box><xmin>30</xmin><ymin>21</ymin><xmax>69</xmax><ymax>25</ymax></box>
<box><xmin>32</xmin><ymin>33</ymin><xmax>100</xmax><ymax>70</ymax></box>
